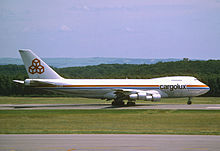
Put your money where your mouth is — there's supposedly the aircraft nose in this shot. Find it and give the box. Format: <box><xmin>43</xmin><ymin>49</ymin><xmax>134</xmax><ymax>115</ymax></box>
<box><xmin>203</xmin><ymin>84</ymin><xmax>210</xmax><ymax>94</ymax></box>
<box><xmin>206</xmin><ymin>85</ymin><xmax>210</xmax><ymax>92</ymax></box>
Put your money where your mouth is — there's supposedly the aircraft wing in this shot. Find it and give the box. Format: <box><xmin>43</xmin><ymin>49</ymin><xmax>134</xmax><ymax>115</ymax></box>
<box><xmin>13</xmin><ymin>79</ymin><xmax>60</xmax><ymax>87</ymax></box>
<box><xmin>114</xmin><ymin>88</ymin><xmax>161</xmax><ymax>95</ymax></box>
<box><xmin>112</xmin><ymin>89</ymin><xmax>162</xmax><ymax>101</ymax></box>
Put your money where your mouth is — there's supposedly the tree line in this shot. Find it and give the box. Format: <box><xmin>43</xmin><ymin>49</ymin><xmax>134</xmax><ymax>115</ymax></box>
<box><xmin>0</xmin><ymin>60</ymin><xmax>220</xmax><ymax>96</ymax></box>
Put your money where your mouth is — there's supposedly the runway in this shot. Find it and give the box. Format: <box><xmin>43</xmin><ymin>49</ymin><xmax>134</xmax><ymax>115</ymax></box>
<box><xmin>0</xmin><ymin>104</ymin><xmax>220</xmax><ymax>110</ymax></box>
<box><xmin>0</xmin><ymin>134</ymin><xmax>220</xmax><ymax>151</ymax></box>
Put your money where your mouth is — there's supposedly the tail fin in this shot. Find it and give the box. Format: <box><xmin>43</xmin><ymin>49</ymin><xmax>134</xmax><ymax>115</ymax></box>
<box><xmin>19</xmin><ymin>49</ymin><xmax>63</xmax><ymax>79</ymax></box>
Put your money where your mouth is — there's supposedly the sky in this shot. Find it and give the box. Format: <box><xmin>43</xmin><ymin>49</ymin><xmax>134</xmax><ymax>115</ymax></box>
<box><xmin>0</xmin><ymin>0</ymin><xmax>220</xmax><ymax>59</ymax></box>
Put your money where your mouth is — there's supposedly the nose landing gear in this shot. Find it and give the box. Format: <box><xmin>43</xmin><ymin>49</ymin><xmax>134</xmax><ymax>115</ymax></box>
<box><xmin>187</xmin><ymin>97</ymin><xmax>192</xmax><ymax>105</ymax></box>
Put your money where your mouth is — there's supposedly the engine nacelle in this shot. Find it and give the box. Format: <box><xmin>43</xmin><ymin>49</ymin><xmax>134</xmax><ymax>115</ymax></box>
<box><xmin>129</xmin><ymin>92</ymin><xmax>161</xmax><ymax>102</ymax></box>
<box><xmin>151</xmin><ymin>93</ymin><xmax>161</xmax><ymax>102</ymax></box>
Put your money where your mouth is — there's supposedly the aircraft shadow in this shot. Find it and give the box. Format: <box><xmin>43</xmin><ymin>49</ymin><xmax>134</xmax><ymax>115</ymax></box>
<box><xmin>12</xmin><ymin>104</ymin><xmax>108</xmax><ymax>108</ymax></box>
<box><xmin>103</xmin><ymin>104</ymin><xmax>164</xmax><ymax>109</ymax></box>
<box><xmin>0</xmin><ymin>103</ymin><xmax>170</xmax><ymax>109</ymax></box>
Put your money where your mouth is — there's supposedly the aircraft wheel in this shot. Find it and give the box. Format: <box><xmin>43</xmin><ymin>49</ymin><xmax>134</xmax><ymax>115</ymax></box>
<box><xmin>127</xmin><ymin>101</ymin><xmax>135</xmax><ymax>106</ymax></box>
<box><xmin>187</xmin><ymin>100</ymin><xmax>192</xmax><ymax>105</ymax></box>
<box><xmin>112</xmin><ymin>100</ymin><xmax>124</xmax><ymax>106</ymax></box>
<box><xmin>120</xmin><ymin>101</ymin><xmax>125</xmax><ymax>106</ymax></box>
<box><xmin>112</xmin><ymin>101</ymin><xmax>116</xmax><ymax>106</ymax></box>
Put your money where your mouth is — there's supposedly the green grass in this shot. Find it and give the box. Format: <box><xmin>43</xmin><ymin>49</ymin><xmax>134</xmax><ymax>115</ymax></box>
<box><xmin>0</xmin><ymin>96</ymin><xmax>219</xmax><ymax>104</ymax></box>
<box><xmin>0</xmin><ymin>109</ymin><xmax>220</xmax><ymax>135</ymax></box>
<box><xmin>0</xmin><ymin>97</ymin><xmax>107</xmax><ymax>104</ymax></box>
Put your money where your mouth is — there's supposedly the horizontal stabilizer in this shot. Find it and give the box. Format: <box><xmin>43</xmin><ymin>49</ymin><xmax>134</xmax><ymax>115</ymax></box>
<box><xmin>13</xmin><ymin>80</ymin><xmax>24</xmax><ymax>84</ymax></box>
<box><xmin>27</xmin><ymin>80</ymin><xmax>57</xmax><ymax>87</ymax></box>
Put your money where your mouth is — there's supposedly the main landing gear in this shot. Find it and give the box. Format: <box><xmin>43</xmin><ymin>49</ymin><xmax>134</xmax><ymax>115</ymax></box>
<box><xmin>187</xmin><ymin>97</ymin><xmax>192</xmax><ymax>105</ymax></box>
<box><xmin>111</xmin><ymin>99</ymin><xmax>136</xmax><ymax>106</ymax></box>
<box><xmin>127</xmin><ymin>101</ymin><xmax>136</xmax><ymax>106</ymax></box>
<box><xmin>112</xmin><ymin>100</ymin><xmax>125</xmax><ymax>106</ymax></box>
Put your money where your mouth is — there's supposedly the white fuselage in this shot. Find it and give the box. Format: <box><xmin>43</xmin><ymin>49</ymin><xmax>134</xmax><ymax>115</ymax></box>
<box><xmin>25</xmin><ymin>76</ymin><xmax>210</xmax><ymax>99</ymax></box>
<box><xmin>17</xmin><ymin>50</ymin><xmax>210</xmax><ymax>103</ymax></box>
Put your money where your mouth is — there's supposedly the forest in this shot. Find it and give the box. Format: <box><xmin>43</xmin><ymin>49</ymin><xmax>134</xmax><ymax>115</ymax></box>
<box><xmin>0</xmin><ymin>60</ymin><xmax>220</xmax><ymax>96</ymax></box>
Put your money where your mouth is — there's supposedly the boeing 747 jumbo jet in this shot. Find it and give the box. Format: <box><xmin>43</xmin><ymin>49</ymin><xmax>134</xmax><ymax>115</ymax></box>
<box><xmin>14</xmin><ymin>49</ymin><xmax>210</xmax><ymax>106</ymax></box>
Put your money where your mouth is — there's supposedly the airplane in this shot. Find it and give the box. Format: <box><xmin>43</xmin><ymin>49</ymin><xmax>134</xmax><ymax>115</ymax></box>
<box><xmin>14</xmin><ymin>49</ymin><xmax>210</xmax><ymax>106</ymax></box>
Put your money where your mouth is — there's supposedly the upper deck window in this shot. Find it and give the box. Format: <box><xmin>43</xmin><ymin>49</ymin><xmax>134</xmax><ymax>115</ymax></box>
<box><xmin>171</xmin><ymin>79</ymin><xmax>182</xmax><ymax>81</ymax></box>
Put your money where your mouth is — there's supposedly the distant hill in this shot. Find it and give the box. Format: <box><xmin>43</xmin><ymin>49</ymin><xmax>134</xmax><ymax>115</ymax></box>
<box><xmin>0</xmin><ymin>60</ymin><xmax>220</xmax><ymax>96</ymax></box>
<box><xmin>0</xmin><ymin>57</ymin><xmax>183</xmax><ymax>68</ymax></box>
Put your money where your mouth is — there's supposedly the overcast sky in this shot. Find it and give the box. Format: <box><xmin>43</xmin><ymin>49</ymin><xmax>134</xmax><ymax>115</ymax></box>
<box><xmin>0</xmin><ymin>0</ymin><xmax>220</xmax><ymax>59</ymax></box>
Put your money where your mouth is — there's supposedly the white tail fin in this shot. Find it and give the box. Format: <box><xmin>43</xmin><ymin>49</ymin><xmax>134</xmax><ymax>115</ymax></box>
<box><xmin>19</xmin><ymin>49</ymin><xmax>63</xmax><ymax>79</ymax></box>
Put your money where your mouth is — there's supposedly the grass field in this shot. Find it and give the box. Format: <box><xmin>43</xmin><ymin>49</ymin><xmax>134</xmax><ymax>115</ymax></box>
<box><xmin>0</xmin><ymin>109</ymin><xmax>220</xmax><ymax>135</ymax></box>
<box><xmin>0</xmin><ymin>96</ymin><xmax>220</xmax><ymax>104</ymax></box>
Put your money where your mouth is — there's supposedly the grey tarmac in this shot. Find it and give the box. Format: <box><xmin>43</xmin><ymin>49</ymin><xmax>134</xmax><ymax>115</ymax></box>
<box><xmin>0</xmin><ymin>134</ymin><xmax>220</xmax><ymax>151</ymax></box>
<box><xmin>0</xmin><ymin>104</ymin><xmax>220</xmax><ymax>110</ymax></box>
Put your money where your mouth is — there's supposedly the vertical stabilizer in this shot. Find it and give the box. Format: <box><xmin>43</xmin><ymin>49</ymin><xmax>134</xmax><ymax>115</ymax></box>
<box><xmin>19</xmin><ymin>49</ymin><xmax>63</xmax><ymax>79</ymax></box>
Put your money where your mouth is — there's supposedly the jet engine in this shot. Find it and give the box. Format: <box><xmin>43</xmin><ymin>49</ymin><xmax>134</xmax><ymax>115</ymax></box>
<box><xmin>129</xmin><ymin>91</ymin><xmax>161</xmax><ymax>102</ymax></box>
